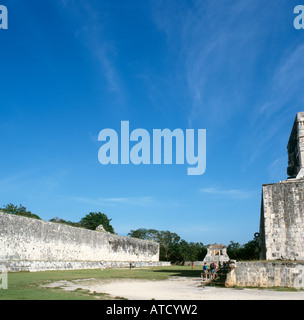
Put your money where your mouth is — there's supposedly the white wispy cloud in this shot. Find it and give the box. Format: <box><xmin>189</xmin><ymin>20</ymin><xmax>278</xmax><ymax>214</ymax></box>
<box><xmin>57</xmin><ymin>0</ymin><xmax>125</xmax><ymax>100</ymax></box>
<box><xmin>66</xmin><ymin>195</ymin><xmax>157</xmax><ymax>207</ymax></box>
<box><xmin>150</xmin><ymin>0</ymin><xmax>271</xmax><ymax>127</ymax></box>
<box><xmin>258</xmin><ymin>44</ymin><xmax>304</xmax><ymax>117</ymax></box>
<box><xmin>200</xmin><ymin>187</ymin><xmax>253</xmax><ymax>199</ymax></box>
<box><xmin>100</xmin><ymin>196</ymin><xmax>155</xmax><ymax>206</ymax></box>
<box><xmin>240</xmin><ymin>43</ymin><xmax>304</xmax><ymax>170</ymax></box>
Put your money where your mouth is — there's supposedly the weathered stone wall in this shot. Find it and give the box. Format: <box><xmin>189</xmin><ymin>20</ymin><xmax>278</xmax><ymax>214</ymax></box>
<box><xmin>259</xmin><ymin>179</ymin><xmax>304</xmax><ymax>260</ymax></box>
<box><xmin>225</xmin><ymin>261</ymin><xmax>304</xmax><ymax>289</ymax></box>
<box><xmin>0</xmin><ymin>212</ymin><xmax>159</xmax><ymax>270</ymax></box>
<box><xmin>184</xmin><ymin>261</ymin><xmax>205</xmax><ymax>266</ymax></box>
<box><xmin>0</xmin><ymin>260</ymin><xmax>171</xmax><ymax>272</ymax></box>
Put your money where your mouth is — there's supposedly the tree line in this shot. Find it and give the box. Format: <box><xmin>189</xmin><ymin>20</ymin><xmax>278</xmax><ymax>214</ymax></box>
<box><xmin>1</xmin><ymin>203</ymin><xmax>115</xmax><ymax>233</ymax></box>
<box><xmin>1</xmin><ymin>203</ymin><xmax>260</xmax><ymax>261</ymax></box>
<box><xmin>128</xmin><ymin>228</ymin><xmax>260</xmax><ymax>262</ymax></box>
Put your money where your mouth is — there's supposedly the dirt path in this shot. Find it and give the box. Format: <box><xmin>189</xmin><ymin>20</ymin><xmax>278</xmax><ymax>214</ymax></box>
<box><xmin>44</xmin><ymin>277</ymin><xmax>304</xmax><ymax>300</ymax></box>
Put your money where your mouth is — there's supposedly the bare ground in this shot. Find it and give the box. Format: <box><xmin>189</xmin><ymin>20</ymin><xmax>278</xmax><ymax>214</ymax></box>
<box><xmin>43</xmin><ymin>276</ymin><xmax>304</xmax><ymax>300</ymax></box>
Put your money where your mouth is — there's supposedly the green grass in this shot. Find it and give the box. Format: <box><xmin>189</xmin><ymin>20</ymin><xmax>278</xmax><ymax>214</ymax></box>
<box><xmin>1</xmin><ymin>266</ymin><xmax>302</xmax><ymax>299</ymax></box>
<box><xmin>0</xmin><ymin>266</ymin><xmax>201</xmax><ymax>300</ymax></box>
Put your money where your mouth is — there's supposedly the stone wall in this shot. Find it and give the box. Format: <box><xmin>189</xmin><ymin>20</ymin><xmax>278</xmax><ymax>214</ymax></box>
<box><xmin>184</xmin><ymin>261</ymin><xmax>205</xmax><ymax>266</ymax></box>
<box><xmin>225</xmin><ymin>261</ymin><xmax>304</xmax><ymax>289</ymax></box>
<box><xmin>0</xmin><ymin>260</ymin><xmax>171</xmax><ymax>272</ymax></box>
<box><xmin>0</xmin><ymin>212</ymin><xmax>160</xmax><ymax>271</ymax></box>
<box><xmin>259</xmin><ymin>179</ymin><xmax>304</xmax><ymax>260</ymax></box>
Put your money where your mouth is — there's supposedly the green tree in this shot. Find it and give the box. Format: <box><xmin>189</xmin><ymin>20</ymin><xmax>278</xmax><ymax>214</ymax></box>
<box><xmin>1</xmin><ymin>203</ymin><xmax>41</xmax><ymax>220</ymax></box>
<box><xmin>49</xmin><ymin>217</ymin><xmax>82</xmax><ymax>228</ymax></box>
<box><xmin>227</xmin><ymin>235</ymin><xmax>260</xmax><ymax>261</ymax></box>
<box><xmin>176</xmin><ymin>240</ymin><xmax>191</xmax><ymax>262</ymax></box>
<box><xmin>128</xmin><ymin>228</ymin><xmax>207</xmax><ymax>262</ymax></box>
<box><xmin>240</xmin><ymin>235</ymin><xmax>260</xmax><ymax>260</ymax></box>
<box><xmin>227</xmin><ymin>241</ymin><xmax>242</xmax><ymax>259</ymax></box>
<box><xmin>168</xmin><ymin>241</ymin><xmax>207</xmax><ymax>263</ymax></box>
<box><xmin>80</xmin><ymin>212</ymin><xmax>114</xmax><ymax>233</ymax></box>
<box><xmin>127</xmin><ymin>228</ymin><xmax>150</xmax><ymax>240</ymax></box>
<box><xmin>158</xmin><ymin>231</ymin><xmax>181</xmax><ymax>261</ymax></box>
<box><xmin>128</xmin><ymin>228</ymin><xmax>160</xmax><ymax>241</ymax></box>
<box><xmin>189</xmin><ymin>242</ymin><xmax>207</xmax><ymax>261</ymax></box>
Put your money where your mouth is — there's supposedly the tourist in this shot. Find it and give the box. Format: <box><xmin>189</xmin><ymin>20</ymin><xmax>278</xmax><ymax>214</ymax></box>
<box><xmin>202</xmin><ymin>262</ymin><xmax>208</xmax><ymax>281</ymax></box>
<box><xmin>210</xmin><ymin>261</ymin><xmax>217</xmax><ymax>279</ymax></box>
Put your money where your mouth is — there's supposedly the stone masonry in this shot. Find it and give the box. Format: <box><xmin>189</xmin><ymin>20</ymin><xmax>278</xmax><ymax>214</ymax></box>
<box><xmin>0</xmin><ymin>212</ymin><xmax>160</xmax><ymax>271</ymax></box>
<box><xmin>287</xmin><ymin>112</ymin><xmax>304</xmax><ymax>179</ymax></box>
<box><xmin>259</xmin><ymin>112</ymin><xmax>304</xmax><ymax>261</ymax></box>
<box><xmin>259</xmin><ymin>179</ymin><xmax>304</xmax><ymax>260</ymax></box>
<box><xmin>225</xmin><ymin>261</ymin><xmax>304</xmax><ymax>289</ymax></box>
<box><xmin>203</xmin><ymin>244</ymin><xmax>230</xmax><ymax>265</ymax></box>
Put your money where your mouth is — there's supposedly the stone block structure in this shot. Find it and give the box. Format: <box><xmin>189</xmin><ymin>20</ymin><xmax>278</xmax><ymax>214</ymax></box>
<box><xmin>203</xmin><ymin>244</ymin><xmax>230</xmax><ymax>265</ymax></box>
<box><xmin>259</xmin><ymin>180</ymin><xmax>304</xmax><ymax>260</ymax></box>
<box><xmin>287</xmin><ymin>112</ymin><xmax>304</xmax><ymax>179</ymax></box>
<box><xmin>225</xmin><ymin>261</ymin><xmax>304</xmax><ymax>289</ymax></box>
<box><xmin>259</xmin><ymin>112</ymin><xmax>304</xmax><ymax>261</ymax></box>
<box><xmin>0</xmin><ymin>212</ymin><xmax>161</xmax><ymax>272</ymax></box>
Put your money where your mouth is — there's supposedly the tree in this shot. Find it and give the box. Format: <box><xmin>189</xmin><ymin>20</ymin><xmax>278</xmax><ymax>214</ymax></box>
<box><xmin>175</xmin><ymin>240</ymin><xmax>191</xmax><ymax>262</ymax></box>
<box><xmin>80</xmin><ymin>212</ymin><xmax>115</xmax><ymax>233</ymax></box>
<box><xmin>128</xmin><ymin>228</ymin><xmax>181</xmax><ymax>261</ymax></box>
<box><xmin>240</xmin><ymin>236</ymin><xmax>260</xmax><ymax>260</ymax></box>
<box><xmin>49</xmin><ymin>217</ymin><xmax>82</xmax><ymax>228</ymax></box>
<box><xmin>128</xmin><ymin>228</ymin><xmax>207</xmax><ymax>262</ymax></box>
<box><xmin>1</xmin><ymin>203</ymin><xmax>41</xmax><ymax>220</ymax></box>
<box><xmin>227</xmin><ymin>241</ymin><xmax>242</xmax><ymax>259</ymax></box>
<box><xmin>189</xmin><ymin>242</ymin><xmax>207</xmax><ymax>261</ymax></box>
<box><xmin>158</xmin><ymin>231</ymin><xmax>181</xmax><ymax>261</ymax></box>
<box><xmin>127</xmin><ymin>228</ymin><xmax>150</xmax><ymax>240</ymax></box>
<box><xmin>128</xmin><ymin>228</ymin><xmax>160</xmax><ymax>241</ymax></box>
<box><xmin>227</xmin><ymin>235</ymin><xmax>260</xmax><ymax>261</ymax></box>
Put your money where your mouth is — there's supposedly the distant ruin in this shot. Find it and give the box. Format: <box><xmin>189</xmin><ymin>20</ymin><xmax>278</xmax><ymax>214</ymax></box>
<box><xmin>203</xmin><ymin>244</ymin><xmax>230</xmax><ymax>265</ymax></box>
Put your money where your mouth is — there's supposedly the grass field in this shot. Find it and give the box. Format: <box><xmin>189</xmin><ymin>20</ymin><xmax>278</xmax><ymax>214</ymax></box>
<box><xmin>0</xmin><ymin>266</ymin><xmax>200</xmax><ymax>300</ymax></box>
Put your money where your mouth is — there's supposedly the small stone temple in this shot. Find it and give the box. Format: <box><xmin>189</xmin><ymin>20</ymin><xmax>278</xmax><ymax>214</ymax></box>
<box><xmin>259</xmin><ymin>112</ymin><xmax>304</xmax><ymax>260</ymax></box>
<box><xmin>203</xmin><ymin>244</ymin><xmax>230</xmax><ymax>265</ymax></box>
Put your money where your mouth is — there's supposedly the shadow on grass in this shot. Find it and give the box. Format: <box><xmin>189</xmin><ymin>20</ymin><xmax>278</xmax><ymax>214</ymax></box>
<box><xmin>152</xmin><ymin>268</ymin><xmax>202</xmax><ymax>278</ymax></box>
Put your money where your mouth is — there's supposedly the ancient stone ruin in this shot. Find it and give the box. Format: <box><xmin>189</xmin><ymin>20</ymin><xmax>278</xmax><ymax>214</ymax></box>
<box><xmin>0</xmin><ymin>211</ymin><xmax>166</xmax><ymax>272</ymax></box>
<box><xmin>203</xmin><ymin>244</ymin><xmax>230</xmax><ymax>265</ymax></box>
<box><xmin>259</xmin><ymin>112</ymin><xmax>304</xmax><ymax>261</ymax></box>
<box><xmin>287</xmin><ymin>112</ymin><xmax>304</xmax><ymax>179</ymax></box>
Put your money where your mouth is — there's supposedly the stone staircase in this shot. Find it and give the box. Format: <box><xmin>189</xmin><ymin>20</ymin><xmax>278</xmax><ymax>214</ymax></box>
<box><xmin>201</xmin><ymin>267</ymin><xmax>230</xmax><ymax>287</ymax></box>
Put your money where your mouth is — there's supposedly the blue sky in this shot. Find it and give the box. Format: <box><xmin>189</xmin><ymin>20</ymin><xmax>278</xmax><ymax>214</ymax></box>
<box><xmin>1</xmin><ymin>0</ymin><xmax>304</xmax><ymax>245</ymax></box>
